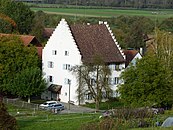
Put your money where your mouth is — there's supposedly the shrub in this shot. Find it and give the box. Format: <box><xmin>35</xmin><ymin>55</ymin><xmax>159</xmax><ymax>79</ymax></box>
<box><xmin>80</xmin><ymin>118</ymin><xmax>131</xmax><ymax>130</ymax></box>
<box><xmin>0</xmin><ymin>102</ymin><xmax>18</xmax><ymax>130</ymax></box>
<box><xmin>112</xmin><ymin>108</ymin><xmax>154</xmax><ymax>120</ymax></box>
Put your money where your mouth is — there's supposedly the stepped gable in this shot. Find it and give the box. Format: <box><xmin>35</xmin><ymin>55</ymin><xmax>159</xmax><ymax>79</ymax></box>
<box><xmin>70</xmin><ymin>23</ymin><xmax>125</xmax><ymax>63</ymax></box>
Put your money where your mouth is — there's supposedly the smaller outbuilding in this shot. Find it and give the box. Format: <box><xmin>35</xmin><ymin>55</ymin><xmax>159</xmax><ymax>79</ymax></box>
<box><xmin>123</xmin><ymin>49</ymin><xmax>142</xmax><ymax>68</ymax></box>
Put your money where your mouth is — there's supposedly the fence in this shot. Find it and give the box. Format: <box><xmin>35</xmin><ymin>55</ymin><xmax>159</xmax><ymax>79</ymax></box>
<box><xmin>3</xmin><ymin>97</ymin><xmax>40</xmax><ymax>110</ymax></box>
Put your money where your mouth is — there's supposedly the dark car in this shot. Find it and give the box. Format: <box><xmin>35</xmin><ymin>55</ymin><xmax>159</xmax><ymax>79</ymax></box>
<box><xmin>47</xmin><ymin>103</ymin><xmax>65</xmax><ymax>111</ymax></box>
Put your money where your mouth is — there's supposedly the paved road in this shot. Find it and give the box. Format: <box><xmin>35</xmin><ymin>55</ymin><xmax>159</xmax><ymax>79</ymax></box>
<box><xmin>58</xmin><ymin>102</ymin><xmax>96</xmax><ymax>114</ymax></box>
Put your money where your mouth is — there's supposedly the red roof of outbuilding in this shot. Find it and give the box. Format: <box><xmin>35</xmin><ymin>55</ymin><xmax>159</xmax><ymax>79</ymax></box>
<box><xmin>123</xmin><ymin>50</ymin><xmax>138</xmax><ymax>67</ymax></box>
<box><xmin>0</xmin><ymin>33</ymin><xmax>42</xmax><ymax>58</ymax></box>
<box><xmin>0</xmin><ymin>33</ymin><xmax>42</xmax><ymax>47</ymax></box>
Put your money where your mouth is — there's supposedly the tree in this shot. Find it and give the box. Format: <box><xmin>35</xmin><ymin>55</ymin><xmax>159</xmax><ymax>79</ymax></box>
<box><xmin>12</xmin><ymin>67</ymin><xmax>46</xmax><ymax>103</ymax></box>
<box><xmin>149</xmin><ymin>29</ymin><xmax>173</xmax><ymax>70</ymax></box>
<box><xmin>0</xmin><ymin>36</ymin><xmax>40</xmax><ymax>94</ymax></box>
<box><xmin>0</xmin><ymin>101</ymin><xmax>18</xmax><ymax>130</ymax></box>
<box><xmin>0</xmin><ymin>0</ymin><xmax>34</xmax><ymax>34</ymax></box>
<box><xmin>31</xmin><ymin>11</ymin><xmax>45</xmax><ymax>42</ymax></box>
<box><xmin>159</xmin><ymin>18</ymin><xmax>173</xmax><ymax>33</ymax></box>
<box><xmin>72</xmin><ymin>56</ymin><xmax>112</xmax><ymax>111</ymax></box>
<box><xmin>0</xmin><ymin>13</ymin><xmax>17</xmax><ymax>33</ymax></box>
<box><xmin>114</xmin><ymin>16</ymin><xmax>154</xmax><ymax>49</ymax></box>
<box><xmin>118</xmin><ymin>55</ymin><xmax>173</xmax><ymax>107</ymax></box>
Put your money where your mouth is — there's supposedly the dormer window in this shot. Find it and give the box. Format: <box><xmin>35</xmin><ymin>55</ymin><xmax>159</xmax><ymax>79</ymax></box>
<box><xmin>52</xmin><ymin>50</ymin><xmax>57</xmax><ymax>55</ymax></box>
<box><xmin>65</xmin><ymin>51</ymin><xmax>69</xmax><ymax>56</ymax></box>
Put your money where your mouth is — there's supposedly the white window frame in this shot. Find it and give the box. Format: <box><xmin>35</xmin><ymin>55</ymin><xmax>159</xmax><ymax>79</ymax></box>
<box><xmin>48</xmin><ymin>61</ymin><xmax>54</xmax><ymax>68</ymax></box>
<box><xmin>52</xmin><ymin>50</ymin><xmax>57</xmax><ymax>55</ymax></box>
<box><xmin>114</xmin><ymin>77</ymin><xmax>120</xmax><ymax>85</ymax></box>
<box><xmin>47</xmin><ymin>75</ymin><xmax>53</xmax><ymax>82</ymax></box>
<box><xmin>63</xmin><ymin>64</ymin><xmax>71</xmax><ymax>70</ymax></box>
<box><xmin>65</xmin><ymin>50</ymin><xmax>69</xmax><ymax>56</ymax></box>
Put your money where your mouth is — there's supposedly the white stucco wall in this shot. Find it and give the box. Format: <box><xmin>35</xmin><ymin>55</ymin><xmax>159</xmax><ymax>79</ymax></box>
<box><xmin>42</xmin><ymin>19</ymin><xmax>82</xmax><ymax>104</ymax></box>
<box><xmin>42</xmin><ymin>19</ymin><xmax>125</xmax><ymax>104</ymax></box>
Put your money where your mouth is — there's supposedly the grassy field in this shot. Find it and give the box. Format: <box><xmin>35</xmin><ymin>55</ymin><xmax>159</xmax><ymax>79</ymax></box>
<box><xmin>8</xmin><ymin>105</ymin><xmax>99</xmax><ymax>130</ymax></box>
<box><xmin>31</xmin><ymin>7</ymin><xmax>173</xmax><ymax>21</ymax></box>
<box><xmin>6</xmin><ymin>104</ymin><xmax>173</xmax><ymax>130</ymax></box>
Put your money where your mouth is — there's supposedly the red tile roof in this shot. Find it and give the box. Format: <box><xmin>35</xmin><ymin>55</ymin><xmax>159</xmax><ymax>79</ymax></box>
<box><xmin>0</xmin><ymin>33</ymin><xmax>42</xmax><ymax>47</ymax></box>
<box><xmin>20</xmin><ymin>35</ymin><xmax>37</xmax><ymax>46</ymax></box>
<box><xmin>123</xmin><ymin>50</ymin><xmax>138</xmax><ymax>67</ymax></box>
<box><xmin>36</xmin><ymin>47</ymin><xmax>43</xmax><ymax>59</ymax></box>
<box><xmin>70</xmin><ymin>24</ymin><xmax>125</xmax><ymax>63</ymax></box>
<box><xmin>0</xmin><ymin>33</ymin><xmax>42</xmax><ymax>58</ymax></box>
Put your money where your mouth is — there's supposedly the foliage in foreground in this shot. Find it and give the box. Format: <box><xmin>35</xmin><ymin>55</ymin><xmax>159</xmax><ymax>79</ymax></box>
<box><xmin>0</xmin><ymin>34</ymin><xmax>41</xmax><ymax>98</ymax></box>
<box><xmin>0</xmin><ymin>102</ymin><xmax>18</xmax><ymax>130</ymax></box>
<box><xmin>12</xmin><ymin>67</ymin><xmax>47</xmax><ymax>103</ymax></box>
<box><xmin>118</xmin><ymin>54</ymin><xmax>173</xmax><ymax>108</ymax></box>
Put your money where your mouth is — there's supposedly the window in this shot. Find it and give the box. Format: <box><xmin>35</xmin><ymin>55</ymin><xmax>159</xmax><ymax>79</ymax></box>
<box><xmin>90</xmin><ymin>78</ymin><xmax>95</xmax><ymax>86</ymax></box>
<box><xmin>48</xmin><ymin>61</ymin><xmax>54</xmax><ymax>68</ymax></box>
<box><xmin>109</xmin><ymin>64</ymin><xmax>121</xmax><ymax>71</ymax></box>
<box><xmin>47</xmin><ymin>76</ymin><xmax>53</xmax><ymax>82</ymax></box>
<box><xmin>115</xmin><ymin>64</ymin><xmax>120</xmax><ymax>71</ymax></box>
<box><xmin>114</xmin><ymin>77</ymin><xmax>119</xmax><ymax>85</ymax></box>
<box><xmin>85</xmin><ymin>93</ymin><xmax>92</xmax><ymax>100</ymax></box>
<box><xmin>64</xmin><ymin>78</ymin><xmax>71</xmax><ymax>84</ymax></box>
<box><xmin>63</xmin><ymin>64</ymin><xmax>71</xmax><ymax>70</ymax></box>
<box><xmin>109</xmin><ymin>64</ymin><xmax>116</xmax><ymax>70</ymax></box>
<box><xmin>52</xmin><ymin>50</ymin><xmax>57</xmax><ymax>55</ymax></box>
<box><xmin>65</xmin><ymin>51</ymin><xmax>69</xmax><ymax>56</ymax></box>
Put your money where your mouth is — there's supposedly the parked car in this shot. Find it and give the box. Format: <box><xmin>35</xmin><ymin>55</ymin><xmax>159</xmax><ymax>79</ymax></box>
<box><xmin>47</xmin><ymin>103</ymin><xmax>65</xmax><ymax>111</ymax></box>
<box><xmin>39</xmin><ymin>101</ymin><xmax>58</xmax><ymax>109</ymax></box>
<box><xmin>68</xmin><ymin>100</ymin><xmax>75</xmax><ymax>105</ymax></box>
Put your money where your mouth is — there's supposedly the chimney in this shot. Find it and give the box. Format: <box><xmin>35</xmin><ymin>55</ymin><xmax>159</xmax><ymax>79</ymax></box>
<box><xmin>99</xmin><ymin>21</ymin><xmax>103</xmax><ymax>24</ymax></box>
<box><xmin>140</xmin><ymin>48</ymin><xmax>143</xmax><ymax>55</ymax></box>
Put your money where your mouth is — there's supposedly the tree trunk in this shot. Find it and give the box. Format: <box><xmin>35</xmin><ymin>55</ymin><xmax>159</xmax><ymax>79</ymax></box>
<box><xmin>28</xmin><ymin>96</ymin><xmax>30</xmax><ymax>103</ymax></box>
<box><xmin>95</xmin><ymin>98</ymin><xmax>99</xmax><ymax>112</ymax></box>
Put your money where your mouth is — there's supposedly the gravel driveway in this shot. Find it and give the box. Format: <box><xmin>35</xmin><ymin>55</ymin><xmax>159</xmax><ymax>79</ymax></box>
<box><xmin>58</xmin><ymin>102</ymin><xmax>96</xmax><ymax>114</ymax></box>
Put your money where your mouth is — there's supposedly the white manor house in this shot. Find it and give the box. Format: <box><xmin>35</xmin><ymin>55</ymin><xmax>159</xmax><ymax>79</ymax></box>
<box><xmin>42</xmin><ymin>19</ymin><xmax>126</xmax><ymax>105</ymax></box>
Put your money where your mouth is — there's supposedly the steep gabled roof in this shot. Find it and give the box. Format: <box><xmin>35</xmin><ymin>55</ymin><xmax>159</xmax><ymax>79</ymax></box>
<box><xmin>70</xmin><ymin>24</ymin><xmax>125</xmax><ymax>63</ymax></box>
<box><xmin>123</xmin><ymin>50</ymin><xmax>139</xmax><ymax>67</ymax></box>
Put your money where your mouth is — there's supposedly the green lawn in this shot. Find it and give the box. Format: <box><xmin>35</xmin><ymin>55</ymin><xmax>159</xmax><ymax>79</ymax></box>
<box><xmin>31</xmin><ymin>7</ymin><xmax>173</xmax><ymax>21</ymax></box>
<box><xmin>6</xmin><ymin>104</ymin><xmax>173</xmax><ymax>130</ymax></box>
<box><xmin>7</xmin><ymin>104</ymin><xmax>99</xmax><ymax>130</ymax></box>
<box><xmin>17</xmin><ymin>114</ymin><xmax>99</xmax><ymax>130</ymax></box>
